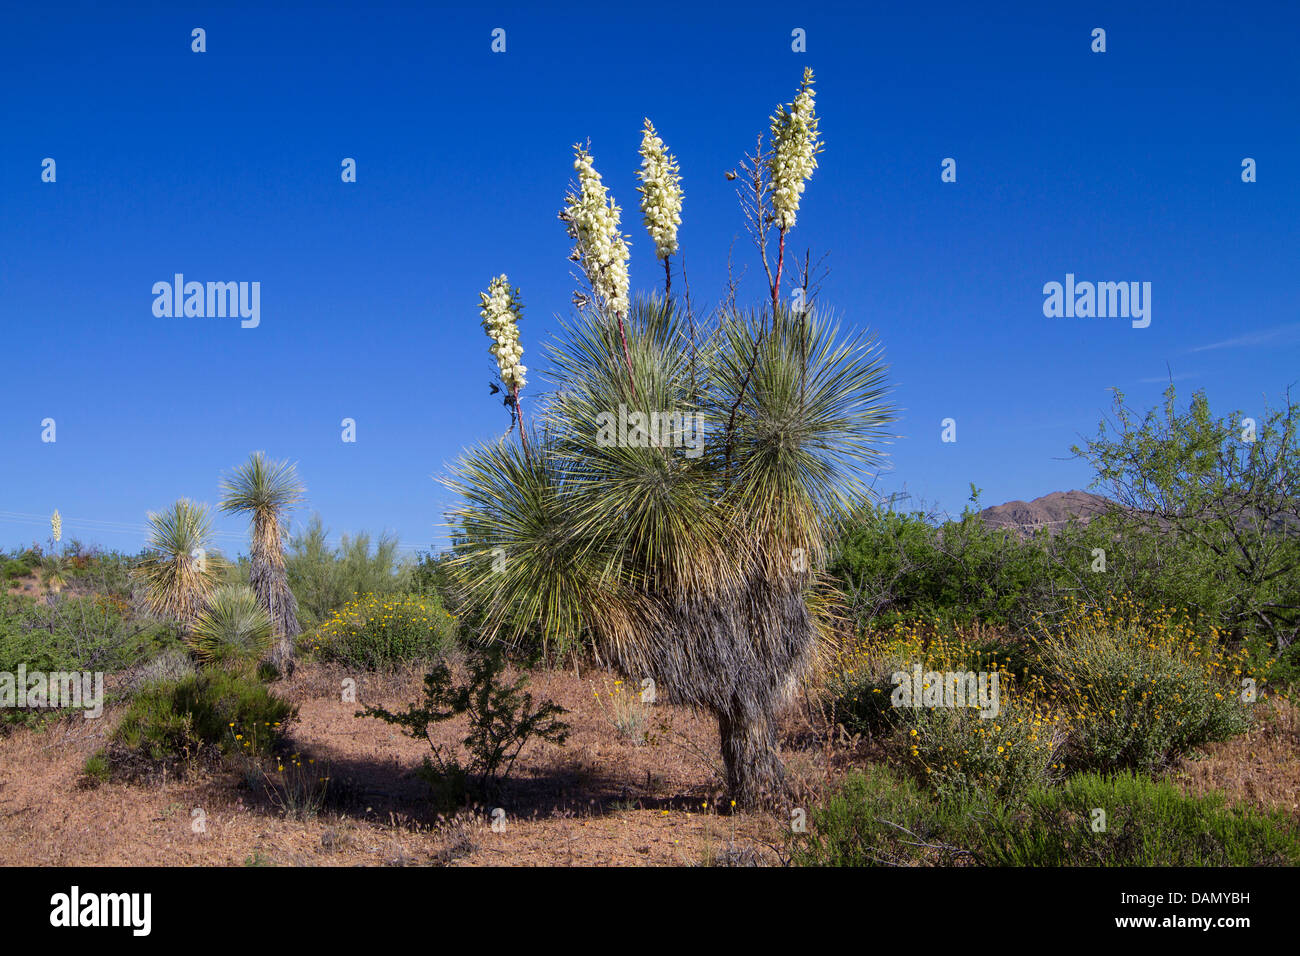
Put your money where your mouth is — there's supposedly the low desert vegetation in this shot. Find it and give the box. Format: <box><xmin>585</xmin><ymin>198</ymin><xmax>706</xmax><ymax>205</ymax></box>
<box><xmin>309</xmin><ymin>593</ymin><xmax>457</xmax><ymax>670</ymax></box>
<box><xmin>95</xmin><ymin>669</ymin><xmax>296</xmax><ymax>781</ymax></box>
<box><xmin>287</xmin><ymin>515</ymin><xmax>413</xmax><ymax>629</ymax></box>
<box><xmin>793</xmin><ymin>766</ymin><xmax>1300</xmax><ymax>867</ymax></box>
<box><xmin>360</xmin><ymin>647</ymin><xmax>570</xmax><ymax>808</ymax></box>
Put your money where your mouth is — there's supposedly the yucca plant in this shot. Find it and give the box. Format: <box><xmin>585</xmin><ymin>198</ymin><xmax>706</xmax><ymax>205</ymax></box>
<box><xmin>133</xmin><ymin>499</ymin><xmax>222</xmax><ymax>631</ymax></box>
<box><xmin>220</xmin><ymin>452</ymin><xmax>305</xmax><ymax>675</ymax></box>
<box><xmin>444</xmin><ymin>70</ymin><xmax>893</xmax><ymax>806</ymax></box>
<box><xmin>42</xmin><ymin>509</ymin><xmax>68</xmax><ymax>594</ymax></box>
<box><xmin>189</xmin><ymin>584</ymin><xmax>274</xmax><ymax>672</ymax></box>
<box><xmin>447</xmin><ymin>299</ymin><xmax>893</xmax><ymax>804</ymax></box>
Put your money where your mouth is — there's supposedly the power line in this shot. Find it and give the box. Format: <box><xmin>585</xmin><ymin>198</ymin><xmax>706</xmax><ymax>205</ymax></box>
<box><xmin>0</xmin><ymin>510</ymin><xmax>431</xmax><ymax>554</ymax></box>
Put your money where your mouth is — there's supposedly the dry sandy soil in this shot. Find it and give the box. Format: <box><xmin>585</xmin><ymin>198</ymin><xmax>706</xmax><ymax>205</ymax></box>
<box><xmin>2</xmin><ymin>654</ymin><xmax>1296</xmax><ymax>867</ymax></box>
<box><xmin>0</xmin><ymin>661</ymin><xmax>814</xmax><ymax>866</ymax></box>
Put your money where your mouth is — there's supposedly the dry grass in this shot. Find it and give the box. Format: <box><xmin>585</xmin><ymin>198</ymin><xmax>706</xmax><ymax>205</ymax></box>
<box><xmin>1166</xmin><ymin>695</ymin><xmax>1300</xmax><ymax>818</ymax></box>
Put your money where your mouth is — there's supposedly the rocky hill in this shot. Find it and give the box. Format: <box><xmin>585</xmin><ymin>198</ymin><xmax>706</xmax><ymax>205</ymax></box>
<box><xmin>976</xmin><ymin>490</ymin><xmax>1113</xmax><ymax>535</ymax></box>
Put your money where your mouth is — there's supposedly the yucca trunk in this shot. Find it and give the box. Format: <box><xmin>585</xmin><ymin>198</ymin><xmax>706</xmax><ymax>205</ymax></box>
<box><xmin>606</xmin><ymin>573</ymin><xmax>814</xmax><ymax>808</ymax></box>
<box><xmin>718</xmin><ymin>705</ymin><xmax>785</xmax><ymax>807</ymax></box>
<box><xmin>250</xmin><ymin>514</ymin><xmax>300</xmax><ymax>674</ymax></box>
<box><xmin>709</xmin><ymin>579</ymin><xmax>810</xmax><ymax>807</ymax></box>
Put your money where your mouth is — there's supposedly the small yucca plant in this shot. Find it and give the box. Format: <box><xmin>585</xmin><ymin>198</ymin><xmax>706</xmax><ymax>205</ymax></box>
<box><xmin>134</xmin><ymin>499</ymin><xmax>222</xmax><ymax>631</ymax></box>
<box><xmin>189</xmin><ymin>585</ymin><xmax>274</xmax><ymax>672</ymax></box>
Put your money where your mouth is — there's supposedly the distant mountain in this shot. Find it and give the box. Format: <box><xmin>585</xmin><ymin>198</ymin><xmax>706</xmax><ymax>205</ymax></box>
<box><xmin>976</xmin><ymin>490</ymin><xmax>1114</xmax><ymax>535</ymax></box>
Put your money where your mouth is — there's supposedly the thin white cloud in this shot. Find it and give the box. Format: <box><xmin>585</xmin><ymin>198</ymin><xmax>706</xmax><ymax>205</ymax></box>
<box><xmin>1191</xmin><ymin>323</ymin><xmax>1300</xmax><ymax>353</ymax></box>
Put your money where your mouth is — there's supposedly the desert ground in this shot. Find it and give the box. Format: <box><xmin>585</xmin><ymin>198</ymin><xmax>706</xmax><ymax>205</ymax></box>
<box><xmin>3</xmin><ymin>655</ymin><xmax>1297</xmax><ymax>867</ymax></box>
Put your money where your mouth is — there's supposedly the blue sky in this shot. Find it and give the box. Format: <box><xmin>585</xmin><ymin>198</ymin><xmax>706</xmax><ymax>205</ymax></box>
<box><xmin>2</xmin><ymin>1</ymin><xmax>1297</xmax><ymax>556</ymax></box>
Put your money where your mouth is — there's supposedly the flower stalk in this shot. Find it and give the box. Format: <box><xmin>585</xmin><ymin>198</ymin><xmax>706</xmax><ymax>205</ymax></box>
<box><xmin>636</xmin><ymin>119</ymin><xmax>684</xmax><ymax>301</ymax></box>
<box><xmin>766</xmin><ymin>67</ymin><xmax>823</xmax><ymax>313</ymax></box>
<box><xmin>478</xmin><ymin>275</ymin><xmax>530</xmax><ymax>458</ymax></box>
<box><xmin>562</xmin><ymin>145</ymin><xmax>636</xmax><ymax>393</ymax></box>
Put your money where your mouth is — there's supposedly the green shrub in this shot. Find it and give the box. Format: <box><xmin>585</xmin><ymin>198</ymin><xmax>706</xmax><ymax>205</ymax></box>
<box><xmin>286</xmin><ymin>516</ymin><xmax>412</xmax><ymax>627</ymax></box>
<box><xmin>107</xmin><ymin>671</ymin><xmax>296</xmax><ymax>778</ymax></box>
<box><xmin>981</xmin><ymin>772</ymin><xmax>1300</xmax><ymax>866</ymax></box>
<box><xmin>828</xmin><ymin>623</ymin><xmax>1065</xmax><ymax>801</ymax></box>
<box><xmin>795</xmin><ymin>767</ymin><xmax>1300</xmax><ymax>867</ymax></box>
<box><xmin>893</xmin><ymin>686</ymin><xmax>1065</xmax><ymax>803</ymax></box>
<box><xmin>792</xmin><ymin>766</ymin><xmax>973</xmax><ymax>866</ymax></box>
<box><xmin>3</xmin><ymin>557</ymin><xmax>36</xmax><ymax>581</ymax></box>
<box><xmin>0</xmin><ymin>592</ymin><xmax>181</xmax><ymax>728</ymax></box>
<box><xmin>833</xmin><ymin>380</ymin><xmax>1300</xmax><ymax>671</ymax></box>
<box><xmin>829</xmin><ymin>496</ymin><xmax>1071</xmax><ymax>634</ymax></box>
<box><xmin>81</xmin><ymin>749</ymin><xmax>111</xmax><ymax>785</ymax></box>
<box><xmin>311</xmin><ymin>593</ymin><xmax>457</xmax><ymax>669</ymax></box>
<box><xmin>360</xmin><ymin>647</ymin><xmax>569</xmax><ymax>804</ymax></box>
<box><xmin>0</xmin><ymin>592</ymin><xmax>179</xmax><ymax>675</ymax></box>
<box><xmin>63</xmin><ymin>549</ymin><xmax>139</xmax><ymax>602</ymax></box>
<box><xmin>1072</xmin><ymin>386</ymin><xmax>1300</xmax><ymax>657</ymax></box>
<box><xmin>1036</xmin><ymin>599</ymin><xmax>1259</xmax><ymax>772</ymax></box>
<box><xmin>827</xmin><ymin>621</ymin><xmax>1033</xmax><ymax>740</ymax></box>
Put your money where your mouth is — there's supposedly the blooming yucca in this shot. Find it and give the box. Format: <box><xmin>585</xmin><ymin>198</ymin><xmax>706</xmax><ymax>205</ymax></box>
<box><xmin>768</xmin><ymin>67</ymin><xmax>823</xmax><ymax>232</ymax></box>
<box><xmin>445</xmin><ymin>70</ymin><xmax>895</xmax><ymax>808</ymax></box>
<box><xmin>636</xmin><ymin>119</ymin><xmax>684</xmax><ymax>263</ymax></box>
<box><xmin>50</xmin><ymin>509</ymin><xmax>62</xmax><ymax>544</ymax></box>
<box><xmin>478</xmin><ymin>275</ymin><xmax>527</xmax><ymax>389</ymax></box>
<box><xmin>562</xmin><ymin>145</ymin><xmax>631</xmax><ymax>317</ymax></box>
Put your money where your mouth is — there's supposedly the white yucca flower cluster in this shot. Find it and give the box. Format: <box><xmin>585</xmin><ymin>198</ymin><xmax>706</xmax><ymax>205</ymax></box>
<box><xmin>51</xmin><ymin>509</ymin><xmax>62</xmax><ymax>544</ymax></box>
<box><xmin>636</xmin><ymin>119</ymin><xmax>684</xmax><ymax>260</ymax></box>
<box><xmin>768</xmin><ymin>67</ymin><xmax>823</xmax><ymax>231</ymax></box>
<box><xmin>563</xmin><ymin>146</ymin><xmax>631</xmax><ymax>316</ymax></box>
<box><xmin>479</xmin><ymin>275</ymin><xmax>527</xmax><ymax>389</ymax></box>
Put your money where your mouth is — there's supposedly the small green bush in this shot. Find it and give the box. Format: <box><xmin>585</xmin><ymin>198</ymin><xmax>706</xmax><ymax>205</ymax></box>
<box><xmin>793</xmin><ymin>766</ymin><xmax>973</xmax><ymax>867</ymax></box>
<box><xmin>360</xmin><ymin>647</ymin><xmax>569</xmax><ymax>804</ymax></box>
<box><xmin>0</xmin><ymin>592</ymin><xmax>179</xmax><ymax>675</ymax></box>
<box><xmin>311</xmin><ymin>593</ymin><xmax>457</xmax><ymax>669</ymax></box>
<box><xmin>81</xmin><ymin>750</ymin><xmax>111</xmax><ymax>786</ymax></box>
<box><xmin>3</xmin><ymin>557</ymin><xmax>36</xmax><ymax>581</ymax></box>
<box><xmin>981</xmin><ymin>772</ymin><xmax>1300</xmax><ymax>866</ymax></box>
<box><xmin>0</xmin><ymin>592</ymin><xmax>181</xmax><ymax>728</ymax></box>
<box><xmin>828</xmin><ymin>624</ymin><xmax>1064</xmax><ymax>801</ymax></box>
<box><xmin>893</xmin><ymin>686</ymin><xmax>1065</xmax><ymax>803</ymax></box>
<box><xmin>107</xmin><ymin>671</ymin><xmax>296</xmax><ymax>778</ymax></box>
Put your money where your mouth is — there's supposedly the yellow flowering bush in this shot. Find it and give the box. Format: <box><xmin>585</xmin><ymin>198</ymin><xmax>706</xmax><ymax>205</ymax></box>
<box><xmin>896</xmin><ymin>682</ymin><xmax>1067</xmax><ymax>803</ymax></box>
<box><xmin>1034</xmin><ymin>596</ymin><xmax>1266</xmax><ymax>772</ymax></box>
<box><xmin>310</xmin><ymin>593</ymin><xmax>457</xmax><ymax>669</ymax></box>
<box><xmin>828</xmin><ymin>622</ymin><xmax>1066</xmax><ymax>801</ymax></box>
<box><xmin>827</xmin><ymin>620</ymin><xmax>1028</xmax><ymax>737</ymax></box>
